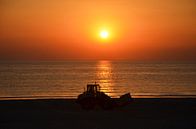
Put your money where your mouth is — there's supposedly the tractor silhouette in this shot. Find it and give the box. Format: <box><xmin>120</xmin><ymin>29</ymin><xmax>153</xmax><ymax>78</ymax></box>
<box><xmin>76</xmin><ymin>83</ymin><xmax>132</xmax><ymax>110</ymax></box>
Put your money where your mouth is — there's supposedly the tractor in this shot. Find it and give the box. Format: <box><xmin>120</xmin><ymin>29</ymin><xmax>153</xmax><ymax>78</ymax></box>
<box><xmin>76</xmin><ymin>83</ymin><xmax>114</xmax><ymax>110</ymax></box>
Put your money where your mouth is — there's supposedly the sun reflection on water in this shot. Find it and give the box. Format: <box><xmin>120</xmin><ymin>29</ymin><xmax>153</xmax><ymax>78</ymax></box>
<box><xmin>96</xmin><ymin>60</ymin><xmax>115</xmax><ymax>97</ymax></box>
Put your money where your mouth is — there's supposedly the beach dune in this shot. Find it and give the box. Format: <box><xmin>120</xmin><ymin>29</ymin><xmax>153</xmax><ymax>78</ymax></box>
<box><xmin>0</xmin><ymin>98</ymin><xmax>195</xmax><ymax>129</ymax></box>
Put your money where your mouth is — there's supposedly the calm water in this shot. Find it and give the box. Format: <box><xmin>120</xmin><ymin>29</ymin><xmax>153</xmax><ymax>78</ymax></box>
<box><xmin>0</xmin><ymin>61</ymin><xmax>196</xmax><ymax>99</ymax></box>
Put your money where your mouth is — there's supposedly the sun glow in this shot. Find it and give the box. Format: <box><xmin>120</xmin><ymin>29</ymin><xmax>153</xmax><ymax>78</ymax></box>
<box><xmin>100</xmin><ymin>30</ymin><xmax>109</xmax><ymax>39</ymax></box>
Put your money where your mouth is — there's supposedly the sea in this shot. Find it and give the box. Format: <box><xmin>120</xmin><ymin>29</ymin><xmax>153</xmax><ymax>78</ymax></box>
<box><xmin>0</xmin><ymin>60</ymin><xmax>196</xmax><ymax>99</ymax></box>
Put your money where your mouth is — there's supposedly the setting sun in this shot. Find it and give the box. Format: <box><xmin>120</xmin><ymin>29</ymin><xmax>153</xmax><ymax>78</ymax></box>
<box><xmin>0</xmin><ymin>0</ymin><xmax>195</xmax><ymax>61</ymax></box>
<box><xmin>100</xmin><ymin>30</ymin><xmax>109</xmax><ymax>39</ymax></box>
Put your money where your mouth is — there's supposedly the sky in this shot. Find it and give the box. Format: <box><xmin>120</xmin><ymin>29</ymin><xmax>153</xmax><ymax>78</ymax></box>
<box><xmin>0</xmin><ymin>0</ymin><xmax>196</xmax><ymax>61</ymax></box>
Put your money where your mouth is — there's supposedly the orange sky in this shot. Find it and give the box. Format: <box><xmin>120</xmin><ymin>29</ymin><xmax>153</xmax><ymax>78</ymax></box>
<box><xmin>0</xmin><ymin>0</ymin><xmax>196</xmax><ymax>61</ymax></box>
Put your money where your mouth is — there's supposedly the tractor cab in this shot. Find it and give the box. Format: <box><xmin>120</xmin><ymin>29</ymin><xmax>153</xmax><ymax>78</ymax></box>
<box><xmin>86</xmin><ymin>83</ymin><xmax>100</xmax><ymax>94</ymax></box>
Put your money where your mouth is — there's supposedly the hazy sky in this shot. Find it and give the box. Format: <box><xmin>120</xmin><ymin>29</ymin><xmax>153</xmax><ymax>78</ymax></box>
<box><xmin>0</xmin><ymin>0</ymin><xmax>195</xmax><ymax>61</ymax></box>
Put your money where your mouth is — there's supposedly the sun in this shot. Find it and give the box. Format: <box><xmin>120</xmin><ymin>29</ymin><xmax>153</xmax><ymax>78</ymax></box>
<box><xmin>100</xmin><ymin>30</ymin><xmax>109</xmax><ymax>39</ymax></box>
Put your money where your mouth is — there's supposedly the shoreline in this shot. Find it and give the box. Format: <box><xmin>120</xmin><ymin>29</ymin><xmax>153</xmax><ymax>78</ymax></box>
<box><xmin>1</xmin><ymin>94</ymin><xmax>196</xmax><ymax>100</ymax></box>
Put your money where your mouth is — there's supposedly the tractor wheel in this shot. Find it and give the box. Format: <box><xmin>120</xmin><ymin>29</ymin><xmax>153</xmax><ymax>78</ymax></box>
<box><xmin>80</xmin><ymin>97</ymin><xmax>95</xmax><ymax>110</ymax></box>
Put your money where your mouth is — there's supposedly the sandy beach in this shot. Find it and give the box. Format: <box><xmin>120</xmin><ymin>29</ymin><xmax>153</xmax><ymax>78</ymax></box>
<box><xmin>0</xmin><ymin>98</ymin><xmax>195</xmax><ymax>129</ymax></box>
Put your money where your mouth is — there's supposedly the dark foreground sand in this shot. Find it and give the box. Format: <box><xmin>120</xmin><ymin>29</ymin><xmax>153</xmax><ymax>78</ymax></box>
<box><xmin>0</xmin><ymin>98</ymin><xmax>195</xmax><ymax>129</ymax></box>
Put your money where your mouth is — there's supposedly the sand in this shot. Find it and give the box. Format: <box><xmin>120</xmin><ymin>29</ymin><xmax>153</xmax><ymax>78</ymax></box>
<box><xmin>0</xmin><ymin>98</ymin><xmax>195</xmax><ymax>129</ymax></box>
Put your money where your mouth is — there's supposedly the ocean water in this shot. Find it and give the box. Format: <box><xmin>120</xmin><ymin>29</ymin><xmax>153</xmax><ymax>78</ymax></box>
<box><xmin>0</xmin><ymin>61</ymin><xmax>196</xmax><ymax>99</ymax></box>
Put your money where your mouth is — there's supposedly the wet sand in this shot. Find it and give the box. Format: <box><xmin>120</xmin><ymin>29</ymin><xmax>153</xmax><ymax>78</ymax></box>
<box><xmin>0</xmin><ymin>98</ymin><xmax>195</xmax><ymax>129</ymax></box>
